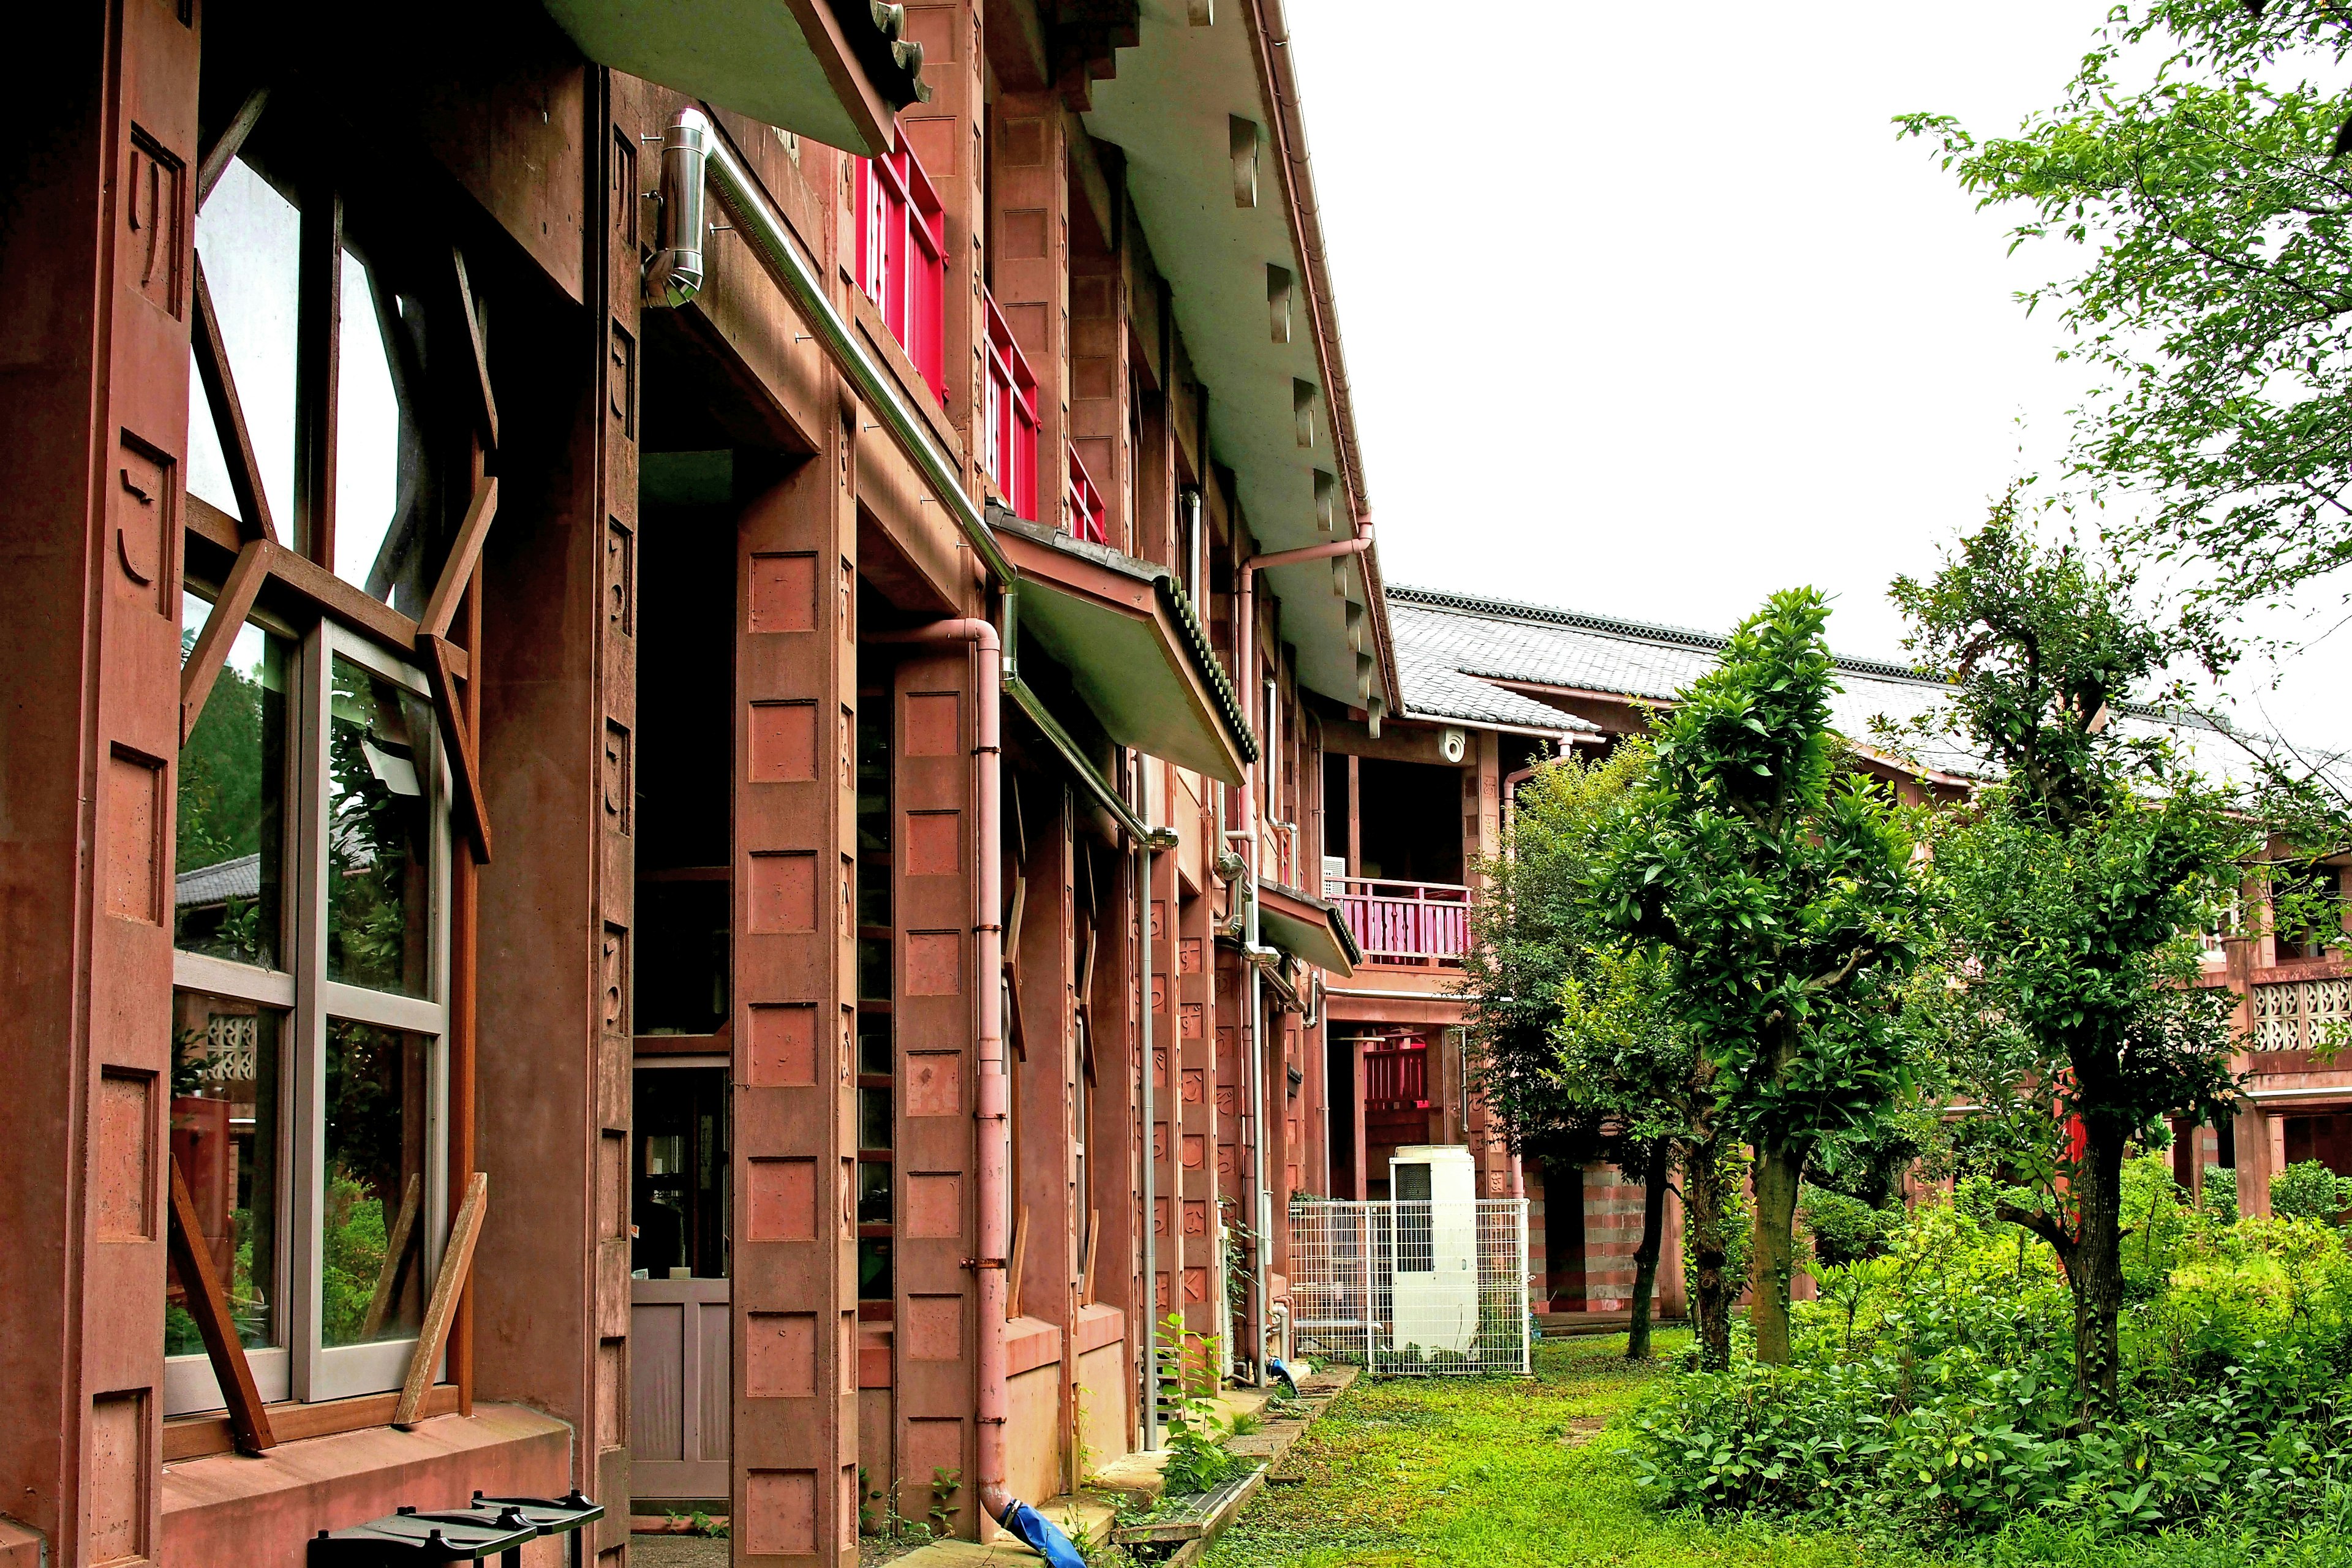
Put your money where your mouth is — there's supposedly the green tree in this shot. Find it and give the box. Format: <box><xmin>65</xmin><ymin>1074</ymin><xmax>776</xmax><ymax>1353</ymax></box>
<box><xmin>1464</xmin><ymin>744</ymin><xmax>1711</xmax><ymax>1361</ymax></box>
<box><xmin>1596</xmin><ymin>589</ymin><xmax>1922</xmax><ymax>1366</ymax></box>
<box><xmin>1899</xmin><ymin>2</ymin><xmax>2352</xmax><ymax>619</ymax></box>
<box><xmin>1894</xmin><ymin>518</ymin><xmax>2248</xmax><ymax>1420</ymax></box>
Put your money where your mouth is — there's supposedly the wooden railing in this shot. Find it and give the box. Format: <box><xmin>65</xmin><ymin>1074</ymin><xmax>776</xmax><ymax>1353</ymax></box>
<box><xmin>1362</xmin><ymin>1044</ymin><xmax>1429</xmax><ymax>1110</ymax></box>
<box><xmin>1333</xmin><ymin>877</ymin><xmax>1471</xmax><ymax>967</ymax></box>
<box><xmin>1066</xmin><ymin>440</ymin><xmax>1107</xmax><ymax>545</ymax></box>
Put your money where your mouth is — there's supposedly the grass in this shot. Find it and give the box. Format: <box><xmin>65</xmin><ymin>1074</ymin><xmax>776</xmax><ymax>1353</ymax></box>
<box><xmin>1200</xmin><ymin>1333</ymin><xmax>1951</xmax><ymax>1568</ymax></box>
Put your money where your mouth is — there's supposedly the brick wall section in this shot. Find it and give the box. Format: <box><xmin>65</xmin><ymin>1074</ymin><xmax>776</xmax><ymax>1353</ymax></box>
<box><xmin>1580</xmin><ymin>1167</ymin><xmax>1648</xmax><ymax>1312</ymax></box>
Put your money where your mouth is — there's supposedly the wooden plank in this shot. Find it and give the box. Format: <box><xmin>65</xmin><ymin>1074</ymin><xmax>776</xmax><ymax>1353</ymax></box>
<box><xmin>167</xmin><ymin>1155</ymin><xmax>276</xmax><ymax>1455</ymax></box>
<box><xmin>256</xmin><ymin>538</ymin><xmax>468</xmax><ymax>676</ymax></box>
<box><xmin>420</xmin><ymin>632</ymin><xmax>494</xmax><ymax>863</ymax></box>
<box><xmin>358</xmin><ymin>1172</ymin><xmax>423</xmax><ymax>1341</ymax></box>
<box><xmin>450</xmin><ymin>247</ymin><xmax>499</xmax><ymax>450</ymax></box>
<box><xmin>195</xmin><ymin>85</ymin><xmax>270</xmax><ymax>209</ymax></box>
<box><xmin>1082</xmin><ymin>1208</ymin><xmax>1101</xmax><ymax>1305</ymax></box>
<box><xmin>394</xmin><ymin>1171</ymin><xmax>487</xmax><ymax>1428</ymax></box>
<box><xmin>1008</xmin><ymin>1205</ymin><xmax>1032</xmax><ymax>1320</ymax></box>
<box><xmin>191</xmin><ymin>255</ymin><xmax>280</xmax><ymax>545</ymax></box>
<box><xmin>180</xmin><ymin>540</ymin><xmax>273</xmax><ymax>745</ymax></box>
<box><xmin>164</xmin><ymin>1386</ymin><xmax>460</xmax><ymax>1462</ymax></box>
<box><xmin>416</xmin><ymin>475</ymin><xmax>498</xmax><ymax>643</ymax></box>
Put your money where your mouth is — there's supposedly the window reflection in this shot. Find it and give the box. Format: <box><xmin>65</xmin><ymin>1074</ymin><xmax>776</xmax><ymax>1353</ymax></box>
<box><xmin>327</xmin><ymin>658</ymin><xmax>436</xmax><ymax>996</ymax></box>
<box><xmin>166</xmin><ymin>992</ymin><xmax>282</xmax><ymax>1357</ymax></box>
<box><xmin>176</xmin><ymin>595</ymin><xmax>288</xmax><ymax>970</ymax></box>
<box><xmin>187</xmin><ymin>159</ymin><xmax>299</xmax><ymax>529</ymax></box>
<box><xmin>322</xmin><ymin>1020</ymin><xmax>431</xmax><ymax>1348</ymax></box>
<box><xmin>334</xmin><ymin>246</ymin><xmax>433</xmax><ymax>613</ymax></box>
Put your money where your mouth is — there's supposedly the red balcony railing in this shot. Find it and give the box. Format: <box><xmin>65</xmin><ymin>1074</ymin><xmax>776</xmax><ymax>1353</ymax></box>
<box><xmin>1363</xmin><ymin>1044</ymin><xmax>1430</xmax><ymax>1110</ymax></box>
<box><xmin>854</xmin><ymin>136</ymin><xmax>946</xmax><ymax>405</ymax></box>
<box><xmin>1335</xmin><ymin>877</ymin><xmax>1471</xmax><ymax>967</ymax></box>
<box><xmin>982</xmin><ymin>289</ymin><xmax>1039</xmax><ymax>521</ymax></box>
<box><xmin>1066</xmin><ymin>440</ymin><xmax>1107</xmax><ymax>545</ymax></box>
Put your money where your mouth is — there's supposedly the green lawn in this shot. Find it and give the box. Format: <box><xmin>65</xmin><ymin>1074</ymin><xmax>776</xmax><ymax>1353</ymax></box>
<box><xmin>1203</xmin><ymin>1333</ymin><xmax>1947</xmax><ymax>1568</ymax></box>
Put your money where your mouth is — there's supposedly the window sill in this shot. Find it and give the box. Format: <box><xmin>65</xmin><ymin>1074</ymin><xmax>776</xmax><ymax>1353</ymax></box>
<box><xmin>163</xmin><ymin>1384</ymin><xmax>461</xmax><ymax>1463</ymax></box>
<box><xmin>163</xmin><ymin>1402</ymin><xmax>570</xmax><ymax>1567</ymax></box>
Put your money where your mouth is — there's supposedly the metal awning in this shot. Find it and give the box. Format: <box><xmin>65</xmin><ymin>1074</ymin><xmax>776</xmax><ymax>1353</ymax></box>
<box><xmin>1257</xmin><ymin>880</ymin><xmax>1359</xmax><ymax>978</ymax></box>
<box><xmin>993</xmin><ymin>514</ymin><xmax>1252</xmax><ymax>788</ymax></box>
<box><xmin>540</xmin><ymin>0</ymin><xmax>928</xmax><ymax>157</ymax></box>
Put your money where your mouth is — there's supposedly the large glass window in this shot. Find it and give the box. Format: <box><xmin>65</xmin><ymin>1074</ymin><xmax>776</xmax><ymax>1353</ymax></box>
<box><xmin>168</xmin><ymin>614</ymin><xmax>448</xmax><ymax>1417</ymax></box>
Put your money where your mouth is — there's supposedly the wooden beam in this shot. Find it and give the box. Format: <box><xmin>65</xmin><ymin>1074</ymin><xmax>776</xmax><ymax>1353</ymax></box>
<box><xmin>255</xmin><ymin>538</ymin><xmax>467</xmax><ymax>676</ymax></box>
<box><xmin>420</xmin><ymin>632</ymin><xmax>494</xmax><ymax>863</ymax></box>
<box><xmin>417</xmin><ymin>476</ymin><xmax>498</xmax><ymax>643</ymax></box>
<box><xmin>357</xmin><ymin>1172</ymin><xmax>423</xmax><ymax>1341</ymax></box>
<box><xmin>195</xmin><ymin>85</ymin><xmax>270</xmax><ymax>209</ymax></box>
<box><xmin>450</xmin><ymin>247</ymin><xmax>499</xmax><ymax>450</ymax></box>
<box><xmin>1008</xmin><ymin>1205</ymin><xmax>1032</xmax><ymax>1320</ymax></box>
<box><xmin>180</xmin><ymin>540</ymin><xmax>272</xmax><ymax>745</ymax></box>
<box><xmin>167</xmin><ymin>1156</ymin><xmax>276</xmax><ymax>1455</ymax></box>
<box><xmin>393</xmin><ymin>1170</ymin><xmax>487</xmax><ymax>1429</ymax></box>
<box><xmin>191</xmin><ymin>255</ymin><xmax>280</xmax><ymax>545</ymax></box>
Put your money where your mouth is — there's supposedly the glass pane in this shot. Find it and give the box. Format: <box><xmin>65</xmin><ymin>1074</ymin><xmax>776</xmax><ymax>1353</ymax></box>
<box><xmin>856</xmin><ymin>706</ymin><xmax>891</xmax><ymax>853</ymax></box>
<box><xmin>859</xmin><ymin>1085</ymin><xmax>892</xmax><ymax>1152</ymax></box>
<box><xmin>635</xmin><ymin>881</ymin><xmax>729</xmax><ymax>1035</ymax></box>
<box><xmin>327</xmin><ymin>657</ymin><xmax>435</xmax><ymax>997</ymax></box>
<box><xmin>856</xmin><ymin>1162</ymin><xmax>892</xmax><ymax>1226</ymax></box>
<box><xmin>857</xmin><ymin>1014</ymin><xmax>892</xmax><ymax>1077</ymax></box>
<box><xmin>187</xmin><ymin>158</ymin><xmax>299</xmax><ymax>529</ymax></box>
<box><xmin>176</xmin><ymin>595</ymin><xmax>288</xmax><ymax>969</ymax></box>
<box><xmin>322</xmin><ymin>1020</ymin><xmax>432</xmax><ymax>1348</ymax></box>
<box><xmin>334</xmin><ymin>246</ymin><xmax>433</xmax><ymax>614</ymax></box>
<box><xmin>857</xmin><ymin>937</ymin><xmax>891</xmax><ymax>1003</ymax></box>
<box><xmin>165</xmin><ymin>992</ymin><xmax>283</xmax><ymax>1357</ymax></box>
<box><xmin>856</xmin><ymin>855</ymin><xmax>891</xmax><ymax>931</ymax></box>
<box><xmin>858</xmin><ymin>1236</ymin><xmax>893</xmax><ymax>1301</ymax></box>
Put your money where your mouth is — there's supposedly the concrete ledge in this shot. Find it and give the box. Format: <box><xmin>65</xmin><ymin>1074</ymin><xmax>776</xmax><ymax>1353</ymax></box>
<box><xmin>1005</xmin><ymin>1315</ymin><xmax>1063</xmax><ymax>1376</ymax></box>
<box><xmin>163</xmin><ymin>1403</ymin><xmax>573</xmax><ymax>1568</ymax></box>
<box><xmin>0</xmin><ymin>1517</ymin><xmax>42</xmax><ymax>1568</ymax></box>
<box><xmin>1072</xmin><ymin>1302</ymin><xmax>1125</xmax><ymax>1355</ymax></box>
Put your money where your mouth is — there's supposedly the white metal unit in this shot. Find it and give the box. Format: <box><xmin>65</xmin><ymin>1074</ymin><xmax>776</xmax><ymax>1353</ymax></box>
<box><xmin>1285</xmin><ymin>1149</ymin><xmax>1530</xmax><ymax>1377</ymax></box>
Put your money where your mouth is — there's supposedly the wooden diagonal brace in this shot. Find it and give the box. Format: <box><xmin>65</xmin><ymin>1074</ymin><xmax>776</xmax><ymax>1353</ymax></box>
<box><xmin>394</xmin><ymin>1170</ymin><xmax>487</xmax><ymax>1429</ymax></box>
<box><xmin>191</xmin><ymin>255</ymin><xmax>279</xmax><ymax>546</ymax></box>
<box><xmin>195</xmin><ymin>85</ymin><xmax>270</xmax><ymax>210</ymax></box>
<box><xmin>417</xmin><ymin>475</ymin><xmax>498</xmax><ymax>644</ymax></box>
<box><xmin>420</xmin><ymin>631</ymin><xmax>493</xmax><ymax>864</ymax></box>
<box><xmin>168</xmin><ymin>1155</ymin><xmax>276</xmax><ymax>1455</ymax></box>
<box><xmin>181</xmin><ymin>540</ymin><xmax>273</xmax><ymax>745</ymax></box>
<box><xmin>450</xmin><ymin>247</ymin><xmax>499</xmax><ymax>451</ymax></box>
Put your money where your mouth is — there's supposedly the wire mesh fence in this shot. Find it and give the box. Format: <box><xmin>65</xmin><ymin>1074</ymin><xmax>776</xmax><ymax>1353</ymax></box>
<box><xmin>1285</xmin><ymin>1198</ymin><xmax>1531</xmax><ymax>1375</ymax></box>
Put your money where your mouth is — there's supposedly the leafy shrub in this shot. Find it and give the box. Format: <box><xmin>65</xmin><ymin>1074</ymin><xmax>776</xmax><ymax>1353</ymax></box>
<box><xmin>1799</xmin><ymin>1184</ymin><xmax>1898</xmax><ymax>1268</ymax></box>
<box><xmin>2272</xmin><ymin>1163</ymin><xmax>2352</xmax><ymax>1224</ymax></box>
<box><xmin>1632</xmin><ymin>1159</ymin><xmax>2352</xmax><ymax>1546</ymax></box>
<box><xmin>2206</xmin><ymin>1167</ymin><xmax>2240</xmax><ymax>1225</ymax></box>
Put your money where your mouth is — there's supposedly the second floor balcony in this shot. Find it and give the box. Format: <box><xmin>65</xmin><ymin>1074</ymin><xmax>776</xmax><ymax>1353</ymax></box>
<box><xmin>1332</xmin><ymin>876</ymin><xmax>1471</xmax><ymax>968</ymax></box>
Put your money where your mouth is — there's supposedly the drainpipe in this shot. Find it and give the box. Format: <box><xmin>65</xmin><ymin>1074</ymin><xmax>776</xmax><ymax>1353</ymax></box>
<box><xmin>872</xmin><ymin>619</ymin><xmax>1010</xmax><ymax>1521</ymax></box>
<box><xmin>1232</xmin><ymin>524</ymin><xmax>1369</xmax><ymax>1384</ymax></box>
<box><xmin>1136</xmin><ymin>763</ymin><xmax>1161</xmax><ymax>1452</ymax></box>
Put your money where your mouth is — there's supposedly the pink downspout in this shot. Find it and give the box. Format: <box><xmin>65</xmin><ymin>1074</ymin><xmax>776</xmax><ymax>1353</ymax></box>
<box><xmin>873</xmin><ymin>618</ymin><xmax>1011</xmax><ymax>1522</ymax></box>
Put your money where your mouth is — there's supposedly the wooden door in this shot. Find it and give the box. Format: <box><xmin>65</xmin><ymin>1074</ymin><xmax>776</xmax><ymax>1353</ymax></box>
<box><xmin>631</xmin><ymin>1276</ymin><xmax>732</xmax><ymax>1501</ymax></box>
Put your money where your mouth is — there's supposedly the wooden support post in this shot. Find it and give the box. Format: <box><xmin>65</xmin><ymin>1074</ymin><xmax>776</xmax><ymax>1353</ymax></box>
<box><xmin>179</xmin><ymin>540</ymin><xmax>272</xmax><ymax>744</ymax></box>
<box><xmin>357</xmin><ymin>1172</ymin><xmax>423</xmax><ymax>1341</ymax></box>
<box><xmin>417</xmin><ymin>476</ymin><xmax>499</xmax><ymax>643</ymax></box>
<box><xmin>393</xmin><ymin>1171</ymin><xmax>488</xmax><ymax>1428</ymax></box>
<box><xmin>167</xmin><ymin>1156</ymin><xmax>276</xmax><ymax>1455</ymax></box>
<box><xmin>419</xmin><ymin>631</ymin><xmax>494</xmax><ymax>862</ymax></box>
<box><xmin>190</xmin><ymin>256</ymin><xmax>281</xmax><ymax>546</ymax></box>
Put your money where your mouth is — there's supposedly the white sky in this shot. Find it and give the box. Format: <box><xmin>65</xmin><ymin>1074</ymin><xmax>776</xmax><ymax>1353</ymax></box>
<box><xmin>1283</xmin><ymin>0</ymin><xmax>2344</xmax><ymax>751</ymax></box>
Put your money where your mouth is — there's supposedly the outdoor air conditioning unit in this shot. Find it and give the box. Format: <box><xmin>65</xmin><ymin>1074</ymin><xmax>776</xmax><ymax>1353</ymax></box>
<box><xmin>1389</xmin><ymin>1145</ymin><xmax>1479</xmax><ymax>1357</ymax></box>
<box><xmin>1439</xmin><ymin>727</ymin><xmax>1466</xmax><ymax>764</ymax></box>
<box><xmin>1322</xmin><ymin>854</ymin><xmax>1346</xmax><ymax>898</ymax></box>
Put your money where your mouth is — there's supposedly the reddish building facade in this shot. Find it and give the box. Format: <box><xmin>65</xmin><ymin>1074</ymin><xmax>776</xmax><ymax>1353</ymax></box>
<box><xmin>0</xmin><ymin>2</ymin><xmax>1396</xmax><ymax>1562</ymax></box>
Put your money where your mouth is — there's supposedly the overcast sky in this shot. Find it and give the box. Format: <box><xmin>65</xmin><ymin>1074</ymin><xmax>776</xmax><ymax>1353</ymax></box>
<box><xmin>1282</xmin><ymin>0</ymin><xmax>2342</xmax><ymax>748</ymax></box>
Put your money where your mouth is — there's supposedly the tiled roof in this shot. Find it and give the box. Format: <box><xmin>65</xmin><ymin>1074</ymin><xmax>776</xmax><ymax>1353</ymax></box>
<box><xmin>1388</xmin><ymin>585</ymin><xmax>2255</xmax><ymax>785</ymax></box>
<box><xmin>176</xmin><ymin>852</ymin><xmax>260</xmax><ymax>908</ymax></box>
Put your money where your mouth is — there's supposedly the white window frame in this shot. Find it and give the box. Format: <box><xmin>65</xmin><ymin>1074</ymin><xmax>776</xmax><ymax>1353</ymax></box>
<box><xmin>165</xmin><ymin>616</ymin><xmax>451</xmax><ymax>1416</ymax></box>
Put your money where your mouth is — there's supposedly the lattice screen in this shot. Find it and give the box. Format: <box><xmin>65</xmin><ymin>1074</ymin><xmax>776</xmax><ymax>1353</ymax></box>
<box><xmin>2252</xmin><ymin>978</ymin><xmax>2352</xmax><ymax>1052</ymax></box>
<box><xmin>1285</xmin><ymin>1198</ymin><xmax>1531</xmax><ymax>1376</ymax></box>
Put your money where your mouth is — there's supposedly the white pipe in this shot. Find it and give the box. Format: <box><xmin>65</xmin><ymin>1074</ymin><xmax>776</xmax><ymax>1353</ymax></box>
<box><xmin>1137</xmin><ymin>761</ymin><xmax>1159</xmax><ymax>1452</ymax></box>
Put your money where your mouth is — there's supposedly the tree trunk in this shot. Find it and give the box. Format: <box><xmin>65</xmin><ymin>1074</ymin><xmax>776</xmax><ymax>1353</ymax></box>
<box><xmin>1683</xmin><ymin>1138</ymin><xmax>1737</xmax><ymax>1371</ymax></box>
<box><xmin>1751</xmin><ymin>1139</ymin><xmax>1804</xmax><ymax>1365</ymax></box>
<box><xmin>2068</xmin><ymin>1126</ymin><xmax>2127</xmax><ymax>1422</ymax></box>
<box><xmin>1626</xmin><ymin>1142</ymin><xmax>1669</xmax><ymax>1361</ymax></box>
